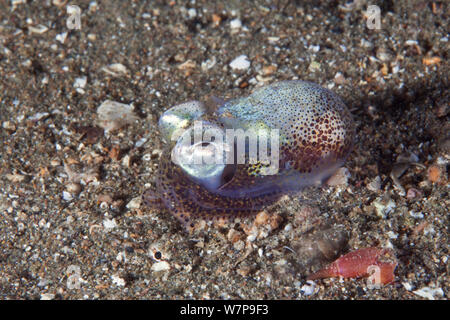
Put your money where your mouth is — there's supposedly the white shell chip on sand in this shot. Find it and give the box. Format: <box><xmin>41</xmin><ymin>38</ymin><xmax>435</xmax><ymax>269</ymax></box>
<box><xmin>111</xmin><ymin>274</ymin><xmax>126</xmax><ymax>286</ymax></box>
<box><xmin>97</xmin><ymin>100</ymin><xmax>138</xmax><ymax>132</ymax></box>
<box><xmin>40</xmin><ymin>293</ymin><xmax>55</xmax><ymax>300</ymax></box>
<box><xmin>300</xmin><ymin>281</ymin><xmax>316</xmax><ymax>296</ymax></box>
<box><xmin>230</xmin><ymin>18</ymin><xmax>242</xmax><ymax>29</ymax></box>
<box><xmin>103</xmin><ymin>218</ymin><xmax>117</xmax><ymax>231</ymax></box>
<box><xmin>74</xmin><ymin>76</ymin><xmax>87</xmax><ymax>88</ymax></box>
<box><xmin>151</xmin><ymin>261</ymin><xmax>170</xmax><ymax>272</ymax></box>
<box><xmin>74</xmin><ymin>76</ymin><xmax>87</xmax><ymax>93</ymax></box>
<box><xmin>56</xmin><ymin>32</ymin><xmax>68</xmax><ymax>44</ymax></box>
<box><xmin>229</xmin><ymin>55</ymin><xmax>251</xmax><ymax>70</ymax></box>
<box><xmin>101</xmin><ymin>63</ymin><xmax>129</xmax><ymax>77</ymax></box>
<box><xmin>28</xmin><ymin>24</ymin><xmax>49</xmax><ymax>34</ymax></box>
<box><xmin>412</xmin><ymin>287</ymin><xmax>444</xmax><ymax>300</ymax></box>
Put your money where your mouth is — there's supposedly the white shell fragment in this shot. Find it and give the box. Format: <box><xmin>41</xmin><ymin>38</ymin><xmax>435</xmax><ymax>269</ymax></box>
<box><xmin>326</xmin><ymin>167</ymin><xmax>350</xmax><ymax>186</ymax></box>
<box><xmin>40</xmin><ymin>293</ymin><xmax>55</xmax><ymax>300</ymax></box>
<box><xmin>55</xmin><ymin>32</ymin><xmax>68</xmax><ymax>44</ymax></box>
<box><xmin>229</xmin><ymin>55</ymin><xmax>251</xmax><ymax>70</ymax></box>
<box><xmin>230</xmin><ymin>18</ymin><xmax>242</xmax><ymax>29</ymax></box>
<box><xmin>103</xmin><ymin>218</ymin><xmax>117</xmax><ymax>231</ymax></box>
<box><xmin>101</xmin><ymin>63</ymin><xmax>129</xmax><ymax>77</ymax></box>
<box><xmin>412</xmin><ymin>287</ymin><xmax>444</xmax><ymax>300</ymax></box>
<box><xmin>111</xmin><ymin>274</ymin><xmax>126</xmax><ymax>286</ymax></box>
<box><xmin>28</xmin><ymin>24</ymin><xmax>49</xmax><ymax>34</ymax></box>
<box><xmin>201</xmin><ymin>57</ymin><xmax>216</xmax><ymax>71</ymax></box>
<box><xmin>74</xmin><ymin>76</ymin><xmax>87</xmax><ymax>94</ymax></box>
<box><xmin>300</xmin><ymin>280</ymin><xmax>316</xmax><ymax>296</ymax></box>
<box><xmin>126</xmin><ymin>197</ymin><xmax>142</xmax><ymax>210</ymax></box>
<box><xmin>97</xmin><ymin>100</ymin><xmax>138</xmax><ymax>132</ymax></box>
<box><xmin>28</xmin><ymin>112</ymin><xmax>50</xmax><ymax>121</ymax></box>
<box><xmin>151</xmin><ymin>261</ymin><xmax>170</xmax><ymax>272</ymax></box>
<box><xmin>74</xmin><ymin>76</ymin><xmax>87</xmax><ymax>88</ymax></box>
<box><xmin>187</xmin><ymin>8</ymin><xmax>197</xmax><ymax>19</ymax></box>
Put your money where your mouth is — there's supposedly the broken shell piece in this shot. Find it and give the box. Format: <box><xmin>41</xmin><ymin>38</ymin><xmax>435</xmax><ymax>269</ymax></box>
<box><xmin>126</xmin><ymin>197</ymin><xmax>142</xmax><ymax>210</ymax></box>
<box><xmin>406</xmin><ymin>188</ymin><xmax>422</xmax><ymax>199</ymax></box>
<box><xmin>177</xmin><ymin>60</ymin><xmax>196</xmax><ymax>71</ymax></box>
<box><xmin>229</xmin><ymin>55</ymin><xmax>251</xmax><ymax>70</ymax></box>
<box><xmin>291</xmin><ymin>225</ymin><xmax>349</xmax><ymax>270</ymax></box>
<box><xmin>2</xmin><ymin>121</ymin><xmax>16</xmax><ymax>132</ymax></box>
<box><xmin>28</xmin><ymin>24</ymin><xmax>49</xmax><ymax>34</ymax></box>
<box><xmin>97</xmin><ymin>100</ymin><xmax>138</xmax><ymax>132</ymax></box>
<box><xmin>101</xmin><ymin>63</ymin><xmax>129</xmax><ymax>77</ymax></box>
<box><xmin>151</xmin><ymin>261</ymin><xmax>170</xmax><ymax>272</ymax></box>
<box><xmin>390</xmin><ymin>162</ymin><xmax>409</xmax><ymax>194</ymax></box>
<box><xmin>367</xmin><ymin>176</ymin><xmax>382</xmax><ymax>192</ymax></box>
<box><xmin>64</xmin><ymin>161</ymin><xmax>99</xmax><ymax>184</ymax></box>
<box><xmin>66</xmin><ymin>182</ymin><xmax>82</xmax><ymax>194</ymax></box>
<box><xmin>412</xmin><ymin>286</ymin><xmax>444</xmax><ymax>300</ymax></box>
<box><xmin>5</xmin><ymin>173</ymin><xmax>27</xmax><ymax>183</ymax></box>
<box><xmin>326</xmin><ymin>167</ymin><xmax>350</xmax><ymax>186</ymax></box>
<box><xmin>390</xmin><ymin>153</ymin><xmax>426</xmax><ymax>195</ymax></box>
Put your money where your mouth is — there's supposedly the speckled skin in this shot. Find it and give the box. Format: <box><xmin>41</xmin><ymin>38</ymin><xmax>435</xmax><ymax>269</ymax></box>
<box><xmin>144</xmin><ymin>81</ymin><xmax>355</xmax><ymax>231</ymax></box>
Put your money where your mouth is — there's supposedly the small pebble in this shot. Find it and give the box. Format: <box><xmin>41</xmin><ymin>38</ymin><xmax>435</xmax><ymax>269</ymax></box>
<box><xmin>427</xmin><ymin>165</ymin><xmax>443</xmax><ymax>183</ymax></box>
<box><xmin>254</xmin><ymin>211</ymin><xmax>270</xmax><ymax>227</ymax></box>
<box><xmin>422</xmin><ymin>57</ymin><xmax>441</xmax><ymax>66</ymax></box>
<box><xmin>135</xmin><ymin>137</ymin><xmax>147</xmax><ymax>148</ymax></box>
<box><xmin>28</xmin><ymin>112</ymin><xmax>49</xmax><ymax>121</ymax></box>
<box><xmin>211</xmin><ymin>14</ymin><xmax>221</xmax><ymax>26</ymax></box>
<box><xmin>74</xmin><ymin>76</ymin><xmax>87</xmax><ymax>88</ymax></box>
<box><xmin>402</xmin><ymin>282</ymin><xmax>414</xmax><ymax>291</ymax></box>
<box><xmin>62</xmin><ymin>191</ymin><xmax>73</xmax><ymax>201</ymax></box>
<box><xmin>66</xmin><ymin>183</ymin><xmax>81</xmax><ymax>194</ymax></box>
<box><xmin>372</xmin><ymin>198</ymin><xmax>396</xmax><ymax>218</ymax></box>
<box><xmin>201</xmin><ymin>57</ymin><xmax>216</xmax><ymax>71</ymax></box>
<box><xmin>187</xmin><ymin>8</ymin><xmax>197</xmax><ymax>19</ymax></box>
<box><xmin>233</xmin><ymin>240</ymin><xmax>245</xmax><ymax>251</ymax></box>
<box><xmin>5</xmin><ymin>173</ymin><xmax>26</xmax><ymax>183</ymax></box>
<box><xmin>227</xmin><ymin>228</ymin><xmax>242</xmax><ymax>243</ymax></box>
<box><xmin>300</xmin><ymin>281</ymin><xmax>316</xmax><ymax>296</ymax></box>
<box><xmin>406</xmin><ymin>188</ymin><xmax>422</xmax><ymax>199</ymax></box>
<box><xmin>236</xmin><ymin>266</ymin><xmax>251</xmax><ymax>277</ymax></box>
<box><xmin>55</xmin><ymin>32</ymin><xmax>68</xmax><ymax>43</ymax></box>
<box><xmin>334</xmin><ymin>72</ymin><xmax>346</xmax><ymax>85</ymax></box>
<box><xmin>409</xmin><ymin>211</ymin><xmax>424</xmax><ymax>219</ymax></box>
<box><xmin>2</xmin><ymin>121</ymin><xmax>16</xmax><ymax>132</ymax></box>
<box><xmin>308</xmin><ymin>60</ymin><xmax>321</xmax><ymax>71</ymax></box>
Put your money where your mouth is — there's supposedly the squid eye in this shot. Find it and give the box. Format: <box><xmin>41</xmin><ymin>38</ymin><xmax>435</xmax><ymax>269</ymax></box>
<box><xmin>171</xmin><ymin>122</ymin><xmax>233</xmax><ymax>192</ymax></box>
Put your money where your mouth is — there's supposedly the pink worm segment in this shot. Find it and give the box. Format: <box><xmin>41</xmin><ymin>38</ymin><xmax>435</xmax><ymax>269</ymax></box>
<box><xmin>307</xmin><ymin>247</ymin><xmax>398</xmax><ymax>284</ymax></box>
